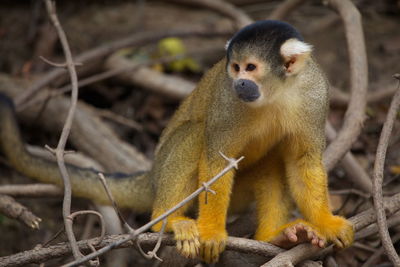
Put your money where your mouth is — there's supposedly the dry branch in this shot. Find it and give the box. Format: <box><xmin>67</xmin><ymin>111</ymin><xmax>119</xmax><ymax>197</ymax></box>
<box><xmin>0</xmin><ymin>194</ymin><xmax>41</xmax><ymax>229</ymax></box>
<box><xmin>372</xmin><ymin>77</ymin><xmax>400</xmax><ymax>266</ymax></box>
<box><xmin>323</xmin><ymin>0</ymin><xmax>368</xmax><ymax>171</ymax></box>
<box><xmin>0</xmin><ymin>184</ymin><xmax>62</xmax><ymax>197</ymax></box>
<box><xmin>43</xmin><ymin>0</ymin><xmax>83</xmax><ymax>260</ymax></box>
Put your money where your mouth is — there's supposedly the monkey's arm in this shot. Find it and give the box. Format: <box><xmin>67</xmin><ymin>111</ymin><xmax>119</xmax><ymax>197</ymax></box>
<box><xmin>283</xmin><ymin>134</ymin><xmax>354</xmax><ymax>248</ymax></box>
<box><xmin>0</xmin><ymin>94</ymin><xmax>154</xmax><ymax>212</ymax></box>
<box><xmin>197</xmin><ymin>149</ymin><xmax>235</xmax><ymax>263</ymax></box>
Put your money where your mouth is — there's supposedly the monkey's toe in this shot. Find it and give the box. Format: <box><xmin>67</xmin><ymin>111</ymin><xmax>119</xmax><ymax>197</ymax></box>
<box><xmin>199</xmin><ymin>230</ymin><xmax>227</xmax><ymax>263</ymax></box>
<box><xmin>172</xmin><ymin>219</ymin><xmax>200</xmax><ymax>258</ymax></box>
<box><xmin>270</xmin><ymin>222</ymin><xmax>326</xmax><ymax>249</ymax></box>
<box><xmin>318</xmin><ymin>216</ymin><xmax>354</xmax><ymax>248</ymax></box>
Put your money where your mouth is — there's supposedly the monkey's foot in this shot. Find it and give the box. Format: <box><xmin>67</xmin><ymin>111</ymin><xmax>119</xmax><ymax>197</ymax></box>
<box><xmin>318</xmin><ymin>215</ymin><xmax>354</xmax><ymax>248</ymax></box>
<box><xmin>171</xmin><ymin>219</ymin><xmax>200</xmax><ymax>258</ymax></box>
<box><xmin>199</xmin><ymin>228</ymin><xmax>227</xmax><ymax>263</ymax></box>
<box><xmin>269</xmin><ymin>222</ymin><xmax>326</xmax><ymax>249</ymax></box>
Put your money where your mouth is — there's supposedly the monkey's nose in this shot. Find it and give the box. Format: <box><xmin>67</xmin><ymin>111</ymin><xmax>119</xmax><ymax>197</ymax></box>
<box><xmin>234</xmin><ymin>79</ymin><xmax>260</xmax><ymax>102</ymax></box>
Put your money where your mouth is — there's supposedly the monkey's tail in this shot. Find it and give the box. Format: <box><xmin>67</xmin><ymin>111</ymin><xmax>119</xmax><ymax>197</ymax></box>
<box><xmin>0</xmin><ymin>94</ymin><xmax>154</xmax><ymax>213</ymax></box>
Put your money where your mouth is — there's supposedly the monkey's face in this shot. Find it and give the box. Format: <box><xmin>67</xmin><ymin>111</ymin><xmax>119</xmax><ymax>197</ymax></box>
<box><xmin>225</xmin><ymin>20</ymin><xmax>313</xmax><ymax>106</ymax></box>
<box><xmin>227</xmin><ymin>56</ymin><xmax>268</xmax><ymax>103</ymax></box>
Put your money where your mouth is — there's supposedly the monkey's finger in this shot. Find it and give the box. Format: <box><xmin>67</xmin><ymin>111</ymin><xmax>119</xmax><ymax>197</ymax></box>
<box><xmin>211</xmin><ymin>243</ymin><xmax>220</xmax><ymax>263</ymax></box>
<box><xmin>318</xmin><ymin>239</ymin><xmax>325</xmax><ymax>248</ymax></box>
<box><xmin>284</xmin><ymin>227</ymin><xmax>298</xmax><ymax>242</ymax></box>
<box><xmin>332</xmin><ymin>238</ymin><xmax>344</xmax><ymax>249</ymax></box>
<box><xmin>189</xmin><ymin>240</ymin><xmax>199</xmax><ymax>257</ymax></box>
<box><xmin>311</xmin><ymin>237</ymin><xmax>319</xmax><ymax>246</ymax></box>
<box><xmin>201</xmin><ymin>243</ymin><xmax>212</xmax><ymax>263</ymax></box>
<box><xmin>194</xmin><ymin>237</ymin><xmax>201</xmax><ymax>249</ymax></box>
<box><xmin>176</xmin><ymin>240</ymin><xmax>182</xmax><ymax>253</ymax></box>
<box><xmin>182</xmin><ymin>240</ymin><xmax>191</xmax><ymax>258</ymax></box>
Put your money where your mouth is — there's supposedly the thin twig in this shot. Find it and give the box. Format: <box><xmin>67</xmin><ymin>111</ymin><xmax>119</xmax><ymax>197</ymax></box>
<box><xmin>136</xmin><ymin>218</ymin><xmax>167</xmax><ymax>261</ymax></box>
<box><xmin>43</xmin><ymin>0</ymin><xmax>82</xmax><ymax>260</ymax></box>
<box><xmin>97</xmin><ymin>173</ymin><xmax>134</xmax><ymax>232</ymax></box>
<box><xmin>372</xmin><ymin>75</ymin><xmax>400</xmax><ymax>266</ymax></box>
<box><xmin>69</xmin><ymin>210</ymin><xmax>106</xmax><ymax>246</ymax></box>
<box><xmin>0</xmin><ymin>194</ymin><xmax>42</xmax><ymax>229</ymax></box>
<box><xmin>0</xmin><ymin>184</ymin><xmax>62</xmax><ymax>197</ymax></box>
<box><xmin>39</xmin><ymin>55</ymin><xmax>82</xmax><ymax>68</ymax></box>
<box><xmin>62</xmin><ymin>153</ymin><xmax>244</xmax><ymax>267</ymax></box>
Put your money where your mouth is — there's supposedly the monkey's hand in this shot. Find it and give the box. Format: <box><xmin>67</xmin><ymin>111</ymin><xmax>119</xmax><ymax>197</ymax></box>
<box><xmin>269</xmin><ymin>221</ymin><xmax>326</xmax><ymax>249</ymax></box>
<box><xmin>317</xmin><ymin>215</ymin><xmax>354</xmax><ymax>248</ymax></box>
<box><xmin>198</xmin><ymin>226</ymin><xmax>227</xmax><ymax>263</ymax></box>
<box><xmin>171</xmin><ymin>219</ymin><xmax>201</xmax><ymax>258</ymax></box>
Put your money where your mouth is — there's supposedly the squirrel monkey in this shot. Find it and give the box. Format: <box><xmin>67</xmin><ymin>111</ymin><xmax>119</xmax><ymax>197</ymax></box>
<box><xmin>0</xmin><ymin>20</ymin><xmax>353</xmax><ymax>263</ymax></box>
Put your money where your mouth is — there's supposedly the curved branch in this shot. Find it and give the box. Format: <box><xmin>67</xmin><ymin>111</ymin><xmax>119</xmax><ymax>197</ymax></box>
<box><xmin>323</xmin><ymin>0</ymin><xmax>368</xmax><ymax>171</ymax></box>
<box><xmin>372</xmin><ymin>78</ymin><xmax>400</xmax><ymax>266</ymax></box>
<box><xmin>43</xmin><ymin>0</ymin><xmax>82</xmax><ymax>260</ymax></box>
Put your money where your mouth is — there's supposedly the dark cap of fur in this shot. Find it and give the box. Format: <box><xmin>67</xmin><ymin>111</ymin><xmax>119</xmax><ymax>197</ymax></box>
<box><xmin>226</xmin><ymin>20</ymin><xmax>304</xmax><ymax>76</ymax></box>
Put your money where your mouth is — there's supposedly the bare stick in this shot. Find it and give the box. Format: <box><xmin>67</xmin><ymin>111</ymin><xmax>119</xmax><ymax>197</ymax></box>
<box><xmin>39</xmin><ymin>56</ymin><xmax>82</xmax><ymax>68</ymax></box>
<box><xmin>323</xmin><ymin>0</ymin><xmax>368</xmax><ymax>171</ymax></box>
<box><xmin>97</xmin><ymin>173</ymin><xmax>134</xmax><ymax>232</ymax></box>
<box><xmin>372</xmin><ymin>76</ymin><xmax>400</xmax><ymax>266</ymax></box>
<box><xmin>43</xmin><ymin>0</ymin><xmax>82</xmax><ymax>260</ymax></box>
<box><xmin>69</xmin><ymin>210</ymin><xmax>106</xmax><ymax>247</ymax></box>
<box><xmin>0</xmin><ymin>184</ymin><xmax>62</xmax><ymax>197</ymax></box>
<box><xmin>62</xmin><ymin>153</ymin><xmax>244</xmax><ymax>267</ymax></box>
<box><xmin>136</xmin><ymin>219</ymin><xmax>167</xmax><ymax>261</ymax></box>
<box><xmin>0</xmin><ymin>194</ymin><xmax>42</xmax><ymax>229</ymax></box>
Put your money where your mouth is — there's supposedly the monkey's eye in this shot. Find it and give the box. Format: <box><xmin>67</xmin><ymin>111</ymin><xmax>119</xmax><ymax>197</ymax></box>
<box><xmin>233</xmin><ymin>63</ymin><xmax>240</xmax><ymax>72</ymax></box>
<box><xmin>246</xmin><ymin>64</ymin><xmax>256</xmax><ymax>71</ymax></box>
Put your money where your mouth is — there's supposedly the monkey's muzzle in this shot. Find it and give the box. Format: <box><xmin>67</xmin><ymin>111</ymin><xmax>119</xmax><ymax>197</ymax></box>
<box><xmin>234</xmin><ymin>79</ymin><xmax>260</xmax><ymax>102</ymax></box>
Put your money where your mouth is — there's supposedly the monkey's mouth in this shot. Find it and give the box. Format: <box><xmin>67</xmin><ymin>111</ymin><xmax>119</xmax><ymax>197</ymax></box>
<box><xmin>234</xmin><ymin>79</ymin><xmax>261</xmax><ymax>102</ymax></box>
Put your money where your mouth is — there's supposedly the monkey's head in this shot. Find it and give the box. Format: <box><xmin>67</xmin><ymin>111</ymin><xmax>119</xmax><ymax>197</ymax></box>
<box><xmin>226</xmin><ymin>20</ymin><xmax>313</xmax><ymax>104</ymax></box>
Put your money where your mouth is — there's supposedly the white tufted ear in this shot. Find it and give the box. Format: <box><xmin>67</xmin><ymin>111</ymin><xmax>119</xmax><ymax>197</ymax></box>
<box><xmin>280</xmin><ymin>38</ymin><xmax>313</xmax><ymax>76</ymax></box>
